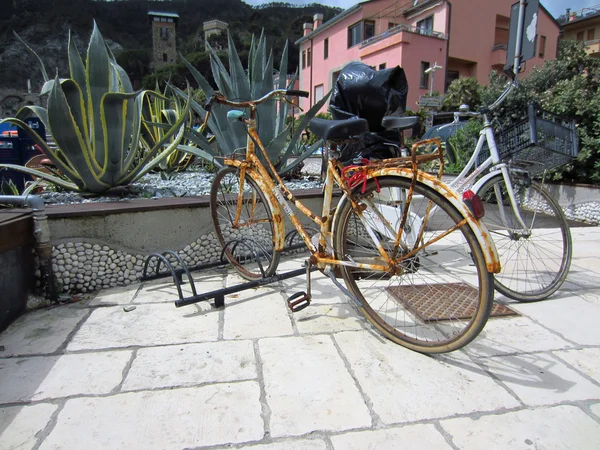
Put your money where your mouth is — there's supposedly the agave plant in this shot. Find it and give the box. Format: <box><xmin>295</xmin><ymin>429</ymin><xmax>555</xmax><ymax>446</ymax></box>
<box><xmin>173</xmin><ymin>32</ymin><xmax>330</xmax><ymax>175</ymax></box>
<box><xmin>140</xmin><ymin>83</ymin><xmax>195</xmax><ymax>175</ymax></box>
<box><xmin>0</xmin><ymin>22</ymin><xmax>190</xmax><ymax>194</ymax></box>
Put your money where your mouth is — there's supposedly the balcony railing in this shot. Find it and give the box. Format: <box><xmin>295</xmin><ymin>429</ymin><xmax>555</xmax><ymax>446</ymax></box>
<box><xmin>584</xmin><ymin>38</ymin><xmax>600</xmax><ymax>54</ymax></box>
<box><xmin>360</xmin><ymin>23</ymin><xmax>448</xmax><ymax>48</ymax></box>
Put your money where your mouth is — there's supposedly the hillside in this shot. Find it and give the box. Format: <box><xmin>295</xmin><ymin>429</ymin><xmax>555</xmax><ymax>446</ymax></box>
<box><xmin>0</xmin><ymin>0</ymin><xmax>341</xmax><ymax>92</ymax></box>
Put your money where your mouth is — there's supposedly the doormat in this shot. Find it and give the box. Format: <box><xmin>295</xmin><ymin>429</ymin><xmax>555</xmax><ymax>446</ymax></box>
<box><xmin>387</xmin><ymin>283</ymin><xmax>519</xmax><ymax>322</ymax></box>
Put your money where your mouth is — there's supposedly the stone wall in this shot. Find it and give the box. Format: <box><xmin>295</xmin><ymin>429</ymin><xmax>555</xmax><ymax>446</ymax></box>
<box><xmin>43</xmin><ymin>192</ymin><xmax>328</xmax><ymax>295</ymax></box>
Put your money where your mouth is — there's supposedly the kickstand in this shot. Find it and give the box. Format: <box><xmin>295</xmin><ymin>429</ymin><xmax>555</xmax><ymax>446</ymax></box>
<box><xmin>287</xmin><ymin>261</ymin><xmax>312</xmax><ymax>312</ymax></box>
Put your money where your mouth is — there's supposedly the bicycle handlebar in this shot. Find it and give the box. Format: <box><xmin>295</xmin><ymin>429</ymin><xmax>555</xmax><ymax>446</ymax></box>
<box><xmin>452</xmin><ymin>80</ymin><xmax>517</xmax><ymax>122</ymax></box>
<box><xmin>204</xmin><ymin>89</ymin><xmax>309</xmax><ymax>112</ymax></box>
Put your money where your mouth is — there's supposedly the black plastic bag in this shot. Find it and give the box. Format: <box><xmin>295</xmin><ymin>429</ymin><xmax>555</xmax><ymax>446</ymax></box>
<box><xmin>329</xmin><ymin>61</ymin><xmax>408</xmax><ymax>133</ymax></box>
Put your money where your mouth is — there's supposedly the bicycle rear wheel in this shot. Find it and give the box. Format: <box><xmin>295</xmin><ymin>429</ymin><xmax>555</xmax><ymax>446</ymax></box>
<box><xmin>210</xmin><ymin>166</ymin><xmax>280</xmax><ymax>280</ymax></box>
<box><xmin>333</xmin><ymin>176</ymin><xmax>494</xmax><ymax>354</ymax></box>
<box><xmin>476</xmin><ymin>173</ymin><xmax>572</xmax><ymax>301</ymax></box>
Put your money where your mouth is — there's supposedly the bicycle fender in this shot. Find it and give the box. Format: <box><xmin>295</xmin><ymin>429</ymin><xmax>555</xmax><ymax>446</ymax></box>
<box><xmin>471</xmin><ymin>169</ymin><xmax>503</xmax><ymax>194</ymax></box>
<box><xmin>334</xmin><ymin>169</ymin><xmax>501</xmax><ymax>274</ymax></box>
<box><xmin>225</xmin><ymin>162</ymin><xmax>286</xmax><ymax>252</ymax></box>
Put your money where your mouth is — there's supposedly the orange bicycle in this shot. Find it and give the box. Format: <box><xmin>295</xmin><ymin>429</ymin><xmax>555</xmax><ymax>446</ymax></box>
<box><xmin>204</xmin><ymin>89</ymin><xmax>499</xmax><ymax>354</ymax></box>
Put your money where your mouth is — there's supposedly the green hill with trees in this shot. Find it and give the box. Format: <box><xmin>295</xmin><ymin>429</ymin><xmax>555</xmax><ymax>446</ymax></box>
<box><xmin>0</xmin><ymin>0</ymin><xmax>340</xmax><ymax>91</ymax></box>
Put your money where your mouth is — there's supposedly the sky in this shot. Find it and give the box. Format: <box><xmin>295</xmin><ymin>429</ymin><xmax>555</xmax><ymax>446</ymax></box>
<box><xmin>242</xmin><ymin>0</ymin><xmax>599</xmax><ymax>19</ymax></box>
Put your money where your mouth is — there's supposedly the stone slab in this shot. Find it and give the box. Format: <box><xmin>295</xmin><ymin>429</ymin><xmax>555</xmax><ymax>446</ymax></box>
<box><xmin>122</xmin><ymin>340</ymin><xmax>256</xmax><ymax>391</ymax></box>
<box><xmin>0</xmin><ymin>305</ymin><xmax>88</xmax><ymax>356</ymax></box>
<box><xmin>39</xmin><ymin>382</ymin><xmax>263</xmax><ymax>449</ymax></box>
<box><xmin>577</xmin><ymin>288</ymin><xmax>600</xmax><ymax>307</ymax></box>
<box><xmin>0</xmin><ymin>351</ymin><xmax>131</xmax><ymax>403</ymax></box>
<box><xmin>259</xmin><ymin>335</ymin><xmax>372</xmax><ymax>437</ymax></box>
<box><xmin>242</xmin><ymin>439</ymin><xmax>328</xmax><ymax>450</ymax></box>
<box><xmin>441</xmin><ymin>405</ymin><xmax>600</xmax><ymax>449</ymax></box>
<box><xmin>591</xmin><ymin>402</ymin><xmax>600</xmax><ymax>420</ymax></box>
<box><xmin>512</xmin><ymin>296</ymin><xmax>600</xmax><ymax>346</ymax></box>
<box><xmin>67</xmin><ymin>303</ymin><xmax>218</xmax><ymax>351</ymax></box>
<box><xmin>564</xmin><ymin>262</ymin><xmax>600</xmax><ymax>289</ymax></box>
<box><xmin>330</xmin><ymin>423</ymin><xmax>452</xmax><ymax>449</ymax></box>
<box><xmin>333</xmin><ymin>331</ymin><xmax>520</xmax><ymax>424</ymax></box>
<box><xmin>480</xmin><ymin>352</ymin><xmax>600</xmax><ymax>406</ymax></box>
<box><xmin>553</xmin><ymin>347</ymin><xmax>600</xmax><ymax>384</ymax></box>
<box><xmin>293</xmin><ymin>304</ymin><xmax>365</xmax><ymax>334</ymax></box>
<box><xmin>0</xmin><ymin>403</ymin><xmax>57</xmax><ymax>450</ymax></box>
<box><xmin>571</xmin><ymin>240</ymin><xmax>600</xmax><ymax>259</ymax></box>
<box><xmin>463</xmin><ymin>316</ymin><xmax>573</xmax><ymax>358</ymax></box>
<box><xmin>223</xmin><ymin>290</ymin><xmax>293</xmax><ymax>340</ymax></box>
<box><xmin>87</xmin><ymin>284</ymin><xmax>140</xmax><ymax>306</ymax></box>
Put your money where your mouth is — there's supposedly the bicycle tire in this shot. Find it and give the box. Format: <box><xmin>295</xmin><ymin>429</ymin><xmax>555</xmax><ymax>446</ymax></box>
<box><xmin>476</xmin><ymin>173</ymin><xmax>572</xmax><ymax>301</ymax></box>
<box><xmin>210</xmin><ymin>166</ymin><xmax>280</xmax><ymax>280</ymax></box>
<box><xmin>333</xmin><ymin>176</ymin><xmax>494</xmax><ymax>354</ymax></box>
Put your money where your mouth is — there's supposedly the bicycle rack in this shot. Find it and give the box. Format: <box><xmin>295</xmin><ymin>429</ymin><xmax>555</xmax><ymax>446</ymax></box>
<box><xmin>140</xmin><ymin>230</ymin><xmax>314</xmax><ymax>309</ymax></box>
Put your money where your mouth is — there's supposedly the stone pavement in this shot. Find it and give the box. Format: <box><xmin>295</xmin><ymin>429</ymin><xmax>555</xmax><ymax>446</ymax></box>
<box><xmin>2</xmin><ymin>227</ymin><xmax>600</xmax><ymax>449</ymax></box>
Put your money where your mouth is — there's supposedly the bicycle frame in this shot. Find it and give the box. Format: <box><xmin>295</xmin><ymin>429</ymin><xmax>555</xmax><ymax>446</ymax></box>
<box><xmin>446</xmin><ymin>105</ymin><xmax>531</xmax><ymax>232</ymax></box>
<box><xmin>206</xmin><ymin>90</ymin><xmax>500</xmax><ymax>274</ymax></box>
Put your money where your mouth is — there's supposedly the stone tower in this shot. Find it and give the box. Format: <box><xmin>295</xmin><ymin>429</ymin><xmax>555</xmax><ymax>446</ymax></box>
<box><xmin>203</xmin><ymin>20</ymin><xmax>228</xmax><ymax>50</ymax></box>
<box><xmin>148</xmin><ymin>11</ymin><xmax>179</xmax><ymax>70</ymax></box>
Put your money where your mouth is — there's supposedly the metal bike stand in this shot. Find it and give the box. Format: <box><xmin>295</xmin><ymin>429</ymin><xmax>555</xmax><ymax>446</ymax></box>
<box><xmin>141</xmin><ymin>231</ymin><xmax>312</xmax><ymax>309</ymax></box>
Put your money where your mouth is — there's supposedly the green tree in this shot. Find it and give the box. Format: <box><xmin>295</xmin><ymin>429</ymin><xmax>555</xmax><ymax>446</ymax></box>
<box><xmin>442</xmin><ymin>77</ymin><xmax>481</xmax><ymax>111</ymax></box>
<box><xmin>481</xmin><ymin>40</ymin><xmax>600</xmax><ymax>183</ymax></box>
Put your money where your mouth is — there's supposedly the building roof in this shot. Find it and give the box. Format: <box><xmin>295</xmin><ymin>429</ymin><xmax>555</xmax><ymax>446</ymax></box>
<box><xmin>559</xmin><ymin>8</ymin><xmax>600</xmax><ymax>28</ymax></box>
<box><xmin>148</xmin><ymin>11</ymin><xmax>180</xmax><ymax>18</ymax></box>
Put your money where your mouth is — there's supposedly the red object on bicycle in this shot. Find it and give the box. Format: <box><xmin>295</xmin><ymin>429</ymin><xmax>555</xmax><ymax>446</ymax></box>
<box><xmin>342</xmin><ymin>159</ymin><xmax>380</xmax><ymax>193</ymax></box>
<box><xmin>463</xmin><ymin>190</ymin><xmax>485</xmax><ymax>219</ymax></box>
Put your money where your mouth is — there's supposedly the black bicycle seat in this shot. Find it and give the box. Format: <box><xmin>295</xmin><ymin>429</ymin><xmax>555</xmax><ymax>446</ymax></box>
<box><xmin>381</xmin><ymin>116</ymin><xmax>419</xmax><ymax>131</ymax></box>
<box><xmin>309</xmin><ymin>117</ymin><xmax>369</xmax><ymax>141</ymax></box>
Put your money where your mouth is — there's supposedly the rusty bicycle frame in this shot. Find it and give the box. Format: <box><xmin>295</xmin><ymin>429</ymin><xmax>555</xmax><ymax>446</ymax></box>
<box><xmin>205</xmin><ymin>90</ymin><xmax>500</xmax><ymax>277</ymax></box>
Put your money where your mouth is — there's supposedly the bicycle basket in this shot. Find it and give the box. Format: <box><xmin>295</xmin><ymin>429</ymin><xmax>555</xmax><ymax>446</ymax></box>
<box><xmin>495</xmin><ymin>104</ymin><xmax>578</xmax><ymax>177</ymax></box>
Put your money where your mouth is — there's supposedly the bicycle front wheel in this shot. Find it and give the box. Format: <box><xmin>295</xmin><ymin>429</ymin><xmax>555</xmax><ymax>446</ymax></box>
<box><xmin>333</xmin><ymin>176</ymin><xmax>494</xmax><ymax>354</ymax></box>
<box><xmin>476</xmin><ymin>173</ymin><xmax>572</xmax><ymax>301</ymax></box>
<box><xmin>210</xmin><ymin>166</ymin><xmax>280</xmax><ymax>280</ymax></box>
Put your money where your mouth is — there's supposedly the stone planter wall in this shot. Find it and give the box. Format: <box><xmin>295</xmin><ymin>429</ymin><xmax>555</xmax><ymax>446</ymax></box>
<box><xmin>45</xmin><ymin>191</ymin><xmax>330</xmax><ymax>295</ymax></box>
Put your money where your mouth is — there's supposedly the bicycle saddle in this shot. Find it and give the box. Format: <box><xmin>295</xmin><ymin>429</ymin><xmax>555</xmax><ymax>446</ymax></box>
<box><xmin>381</xmin><ymin>116</ymin><xmax>418</xmax><ymax>131</ymax></box>
<box><xmin>309</xmin><ymin>117</ymin><xmax>369</xmax><ymax>141</ymax></box>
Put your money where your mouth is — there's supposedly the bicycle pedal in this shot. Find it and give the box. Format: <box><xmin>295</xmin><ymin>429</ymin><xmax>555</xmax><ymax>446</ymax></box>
<box><xmin>287</xmin><ymin>291</ymin><xmax>311</xmax><ymax>312</ymax></box>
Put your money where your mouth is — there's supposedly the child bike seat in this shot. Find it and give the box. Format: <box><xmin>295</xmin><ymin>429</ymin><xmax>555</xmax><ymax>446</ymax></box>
<box><xmin>309</xmin><ymin>118</ymin><xmax>369</xmax><ymax>141</ymax></box>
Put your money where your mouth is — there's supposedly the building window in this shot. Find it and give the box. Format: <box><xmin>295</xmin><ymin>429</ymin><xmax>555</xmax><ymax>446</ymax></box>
<box><xmin>446</xmin><ymin>70</ymin><xmax>459</xmax><ymax>91</ymax></box>
<box><xmin>307</xmin><ymin>48</ymin><xmax>312</xmax><ymax>67</ymax></box>
<box><xmin>314</xmin><ymin>84</ymin><xmax>324</xmax><ymax>103</ymax></box>
<box><xmin>577</xmin><ymin>31</ymin><xmax>584</xmax><ymax>41</ymax></box>
<box><xmin>420</xmin><ymin>61</ymin><xmax>430</xmax><ymax>89</ymax></box>
<box><xmin>332</xmin><ymin>70</ymin><xmax>341</xmax><ymax>88</ymax></box>
<box><xmin>348</xmin><ymin>22</ymin><xmax>362</xmax><ymax>47</ymax></box>
<box><xmin>347</xmin><ymin>20</ymin><xmax>375</xmax><ymax>47</ymax></box>
<box><xmin>160</xmin><ymin>27</ymin><xmax>168</xmax><ymax>40</ymax></box>
<box><xmin>379</xmin><ymin>63</ymin><xmax>387</xmax><ymax>70</ymax></box>
<box><xmin>302</xmin><ymin>50</ymin><xmax>306</xmax><ymax>69</ymax></box>
<box><xmin>163</xmin><ymin>53</ymin><xmax>168</xmax><ymax>62</ymax></box>
<box><xmin>416</xmin><ymin>15</ymin><xmax>433</xmax><ymax>34</ymax></box>
<box><xmin>365</xmin><ymin>20</ymin><xmax>375</xmax><ymax>40</ymax></box>
<box><xmin>324</xmin><ymin>38</ymin><xmax>329</xmax><ymax>60</ymax></box>
<box><xmin>588</xmin><ymin>29</ymin><xmax>595</xmax><ymax>41</ymax></box>
<box><xmin>388</xmin><ymin>22</ymin><xmax>396</xmax><ymax>29</ymax></box>
<box><xmin>539</xmin><ymin>35</ymin><xmax>546</xmax><ymax>58</ymax></box>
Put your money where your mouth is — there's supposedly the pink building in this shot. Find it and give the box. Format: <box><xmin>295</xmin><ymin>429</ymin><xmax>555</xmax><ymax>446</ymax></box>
<box><xmin>296</xmin><ymin>0</ymin><xmax>560</xmax><ymax>113</ymax></box>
